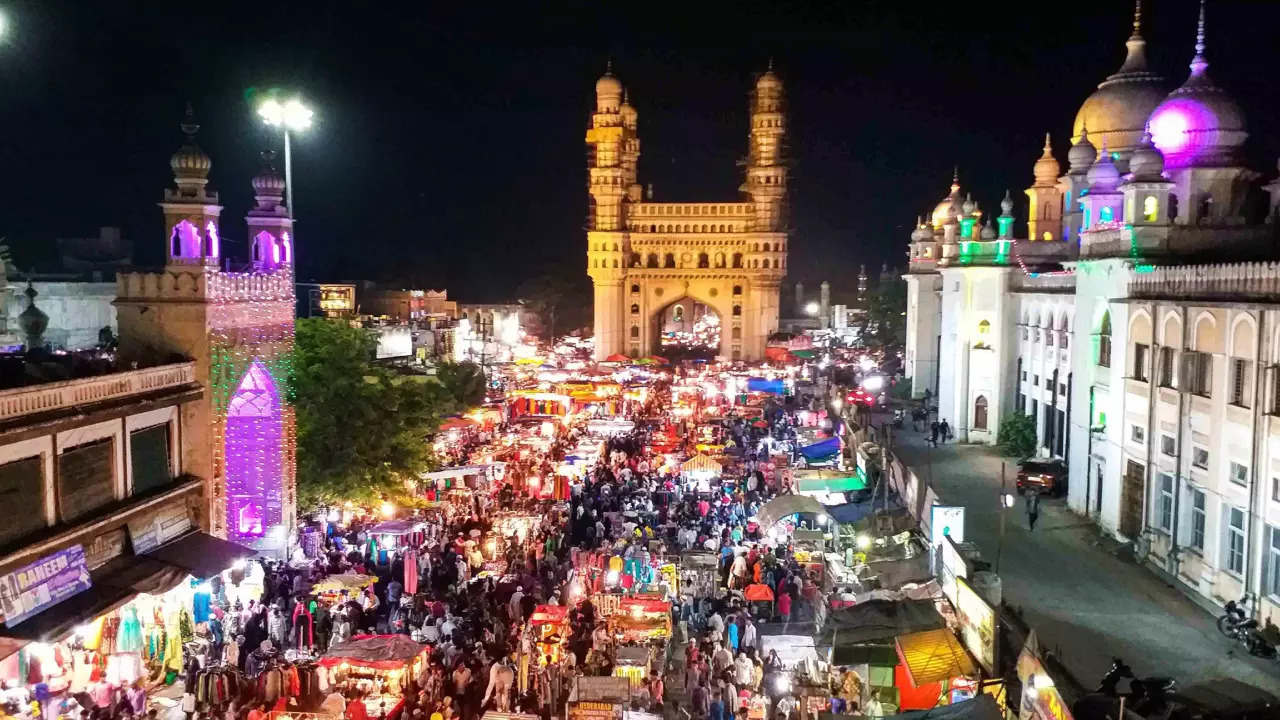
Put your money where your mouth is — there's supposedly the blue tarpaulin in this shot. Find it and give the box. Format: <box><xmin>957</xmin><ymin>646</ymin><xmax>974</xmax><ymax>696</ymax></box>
<box><xmin>746</xmin><ymin>377</ymin><xmax>786</xmax><ymax>394</ymax></box>
<box><xmin>800</xmin><ymin>436</ymin><xmax>841</xmax><ymax>461</ymax></box>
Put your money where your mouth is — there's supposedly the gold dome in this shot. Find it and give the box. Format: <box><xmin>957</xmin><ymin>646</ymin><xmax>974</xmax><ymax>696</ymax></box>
<box><xmin>1033</xmin><ymin>133</ymin><xmax>1061</xmax><ymax>185</ymax></box>
<box><xmin>1071</xmin><ymin>3</ymin><xmax>1166</xmax><ymax>154</ymax></box>
<box><xmin>930</xmin><ymin>171</ymin><xmax>962</xmax><ymax>228</ymax></box>
<box><xmin>170</xmin><ymin>112</ymin><xmax>211</xmax><ymax>180</ymax></box>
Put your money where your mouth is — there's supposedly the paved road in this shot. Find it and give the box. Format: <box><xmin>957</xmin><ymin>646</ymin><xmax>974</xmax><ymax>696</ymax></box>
<box><xmin>875</xmin><ymin>414</ymin><xmax>1280</xmax><ymax>695</ymax></box>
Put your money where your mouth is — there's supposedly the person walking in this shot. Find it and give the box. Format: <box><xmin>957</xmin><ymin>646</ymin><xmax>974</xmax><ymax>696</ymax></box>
<box><xmin>939</xmin><ymin>419</ymin><xmax>951</xmax><ymax>443</ymax></box>
<box><xmin>929</xmin><ymin>421</ymin><xmax>940</xmax><ymax>448</ymax></box>
<box><xmin>1027</xmin><ymin>492</ymin><xmax>1041</xmax><ymax>531</ymax></box>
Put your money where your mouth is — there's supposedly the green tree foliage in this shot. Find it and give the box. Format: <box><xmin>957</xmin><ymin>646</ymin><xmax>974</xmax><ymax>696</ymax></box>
<box><xmin>435</xmin><ymin>361</ymin><xmax>488</xmax><ymax>408</ymax></box>
<box><xmin>516</xmin><ymin>270</ymin><xmax>591</xmax><ymax>341</ymax></box>
<box><xmin>861</xmin><ymin>274</ymin><xmax>907</xmax><ymax>349</ymax></box>
<box><xmin>998</xmin><ymin>412</ymin><xmax>1038</xmax><ymax>459</ymax></box>
<box><xmin>292</xmin><ymin>319</ymin><xmax>454</xmax><ymax>511</ymax></box>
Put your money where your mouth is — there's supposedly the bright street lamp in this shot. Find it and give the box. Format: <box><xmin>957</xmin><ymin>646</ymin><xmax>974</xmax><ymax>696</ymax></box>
<box><xmin>804</xmin><ymin>301</ymin><xmax>820</xmax><ymax>316</ymax></box>
<box><xmin>257</xmin><ymin>97</ymin><xmax>313</xmax><ymax>221</ymax></box>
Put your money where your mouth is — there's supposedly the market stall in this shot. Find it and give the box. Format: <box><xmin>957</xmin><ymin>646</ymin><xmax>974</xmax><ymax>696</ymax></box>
<box><xmin>320</xmin><ymin>635</ymin><xmax>428</xmax><ymax>720</ymax></box>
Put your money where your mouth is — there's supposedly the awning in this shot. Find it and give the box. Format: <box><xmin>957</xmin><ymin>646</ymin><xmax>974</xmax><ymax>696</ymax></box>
<box><xmin>756</xmin><ymin>495</ymin><xmax>835</xmax><ymax>532</ymax></box>
<box><xmin>681</xmin><ymin>454</ymin><xmax>722</xmax><ymax>474</ymax></box>
<box><xmin>795</xmin><ymin>473</ymin><xmax>866</xmax><ymax>494</ymax></box>
<box><xmin>0</xmin><ymin>555</ymin><xmax>185</xmax><ymax>643</ymax></box>
<box><xmin>144</xmin><ymin>531</ymin><xmax>256</xmax><ymax>579</ymax></box>
<box><xmin>895</xmin><ymin>628</ymin><xmax>978</xmax><ymax>687</ymax></box>
<box><xmin>825</xmin><ymin>599</ymin><xmax>945</xmax><ymax>644</ymax></box>
<box><xmin>830</xmin><ymin>643</ymin><xmax>899</xmax><ymax>666</ymax></box>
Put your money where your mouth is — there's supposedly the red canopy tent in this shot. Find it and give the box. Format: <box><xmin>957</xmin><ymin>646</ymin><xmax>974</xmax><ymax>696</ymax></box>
<box><xmin>604</xmin><ymin>353</ymin><xmax>631</xmax><ymax>363</ymax></box>
<box><xmin>319</xmin><ymin>634</ymin><xmax>427</xmax><ymax>670</ymax></box>
<box><xmin>744</xmin><ymin>583</ymin><xmax>775</xmax><ymax>602</ymax></box>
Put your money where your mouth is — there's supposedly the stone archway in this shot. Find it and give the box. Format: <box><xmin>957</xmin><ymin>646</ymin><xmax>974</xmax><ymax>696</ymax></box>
<box><xmin>225</xmin><ymin>360</ymin><xmax>284</xmax><ymax>540</ymax></box>
<box><xmin>651</xmin><ymin>294</ymin><xmax>724</xmax><ymax>361</ymax></box>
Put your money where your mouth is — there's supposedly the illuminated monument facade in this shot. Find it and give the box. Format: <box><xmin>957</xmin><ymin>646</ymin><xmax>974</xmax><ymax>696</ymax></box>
<box><xmin>585</xmin><ymin>66</ymin><xmax>787</xmax><ymax>361</ymax></box>
<box><xmin>116</xmin><ymin>111</ymin><xmax>297</xmax><ymax>553</ymax></box>
<box><xmin>904</xmin><ymin>1</ymin><xmax>1280</xmax><ymax>615</ymax></box>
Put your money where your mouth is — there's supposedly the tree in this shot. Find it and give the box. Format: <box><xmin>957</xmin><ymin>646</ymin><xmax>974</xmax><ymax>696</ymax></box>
<box><xmin>861</xmin><ymin>274</ymin><xmax>907</xmax><ymax>350</ymax></box>
<box><xmin>436</xmin><ymin>361</ymin><xmax>488</xmax><ymax>408</ymax></box>
<box><xmin>292</xmin><ymin>318</ymin><xmax>455</xmax><ymax>511</ymax></box>
<box><xmin>516</xmin><ymin>270</ymin><xmax>591</xmax><ymax>341</ymax></box>
<box><xmin>998</xmin><ymin>412</ymin><xmax>1038</xmax><ymax>459</ymax></box>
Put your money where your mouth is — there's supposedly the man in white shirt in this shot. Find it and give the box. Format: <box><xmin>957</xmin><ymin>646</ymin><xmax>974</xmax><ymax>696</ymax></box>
<box><xmin>509</xmin><ymin>588</ymin><xmax>525</xmax><ymax>620</ymax></box>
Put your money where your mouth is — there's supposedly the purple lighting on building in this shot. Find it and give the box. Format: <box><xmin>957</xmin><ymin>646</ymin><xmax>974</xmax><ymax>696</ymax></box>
<box><xmin>225</xmin><ymin>361</ymin><xmax>284</xmax><ymax>540</ymax></box>
<box><xmin>1149</xmin><ymin>99</ymin><xmax>1212</xmax><ymax>157</ymax></box>
<box><xmin>206</xmin><ymin>221</ymin><xmax>220</xmax><ymax>258</ymax></box>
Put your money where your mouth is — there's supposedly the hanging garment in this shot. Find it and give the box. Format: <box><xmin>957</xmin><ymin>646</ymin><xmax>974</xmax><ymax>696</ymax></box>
<box><xmin>290</xmin><ymin>602</ymin><xmax>314</xmax><ymax>650</ymax></box>
<box><xmin>192</xmin><ymin>592</ymin><xmax>212</xmax><ymax>624</ymax></box>
<box><xmin>117</xmin><ymin>607</ymin><xmax>145</xmax><ymax>653</ymax></box>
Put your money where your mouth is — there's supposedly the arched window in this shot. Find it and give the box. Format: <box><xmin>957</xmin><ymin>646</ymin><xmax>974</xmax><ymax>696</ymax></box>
<box><xmin>977</xmin><ymin>319</ymin><xmax>990</xmax><ymax>336</ymax></box>
<box><xmin>732</xmin><ymin>254</ymin><xmax>743</xmax><ymax>269</ymax></box>
<box><xmin>630</xmin><ymin>304</ymin><xmax>639</xmax><ymax>315</ymax></box>
<box><xmin>732</xmin><ymin>327</ymin><xmax>742</xmax><ymax>340</ymax></box>
<box><xmin>763</xmin><ymin>243</ymin><xmax>771</xmax><ymax>252</ymax></box>
<box><xmin>973</xmin><ymin>395</ymin><xmax>989</xmax><ymax>430</ymax></box>
<box><xmin>753</xmin><ymin>243</ymin><xmax>760</xmax><ymax>252</ymax></box>
<box><xmin>673</xmin><ymin>305</ymin><xmax>684</xmax><ymax>322</ymax></box>
<box><xmin>630</xmin><ymin>253</ymin><xmax>641</xmax><ymax>267</ymax></box>
<box><xmin>630</xmin><ymin>284</ymin><xmax>640</xmax><ymax>294</ymax></box>
<box><xmin>714</xmin><ymin>253</ymin><xmax>725</xmax><ymax>268</ymax></box>
<box><xmin>732</xmin><ymin>285</ymin><xmax>742</xmax><ymax>296</ymax></box>
<box><xmin>630</xmin><ymin>326</ymin><xmax>639</xmax><ymax>338</ymax></box>
<box><xmin>701</xmin><ymin>225</ymin><xmax>708</xmax><ymax>232</ymax></box>
<box><xmin>1100</xmin><ymin>206</ymin><xmax>1114</xmax><ymax>223</ymax></box>
<box><xmin>664</xmin><ymin>253</ymin><xmax>675</xmax><ymax>268</ymax></box>
<box><xmin>1197</xmin><ymin>194</ymin><xmax>1213</xmax><ymax>223</ymax></box>
<box><xmin>698</xmin><ymin>253</ymin><xmax>710</xmax><ymax>268</ymax></box>
<box><xmin>1042</xmin><ymin>231</ymin><xmax>1054</xmax><ymax>241</ymax></box>
<box><xmin>647</xmin><ymin>254</ymin><xmax>658</xmax><ymax>268</ymax></box>
<box><xmin>1143</xmin><ymin>196</ymin><xmax>1159</xmax><ymax>222</ymax></box>
<box><xmin>720</xmin><ymin>224</ymin><xmax>726</xmax><ymax>232</ymax></box>
<box><xmin>650</xmin><ymin>224</ymin><xmax>656</xmax><ymax>232</ymax></box>
<box><xmin>1169</xmin><ymin>194</ymin><xmax>1180</xmax><ymax>221</ymax></box>
<box><xmin>732</xmin><ymin>305</ymin><xmax>742</xmax><ymax>316</ymax></box>
<box><xmin>1097</xmin><ymin>310</ymin><xmax>1112</xmax><ymax>367</ymax></box>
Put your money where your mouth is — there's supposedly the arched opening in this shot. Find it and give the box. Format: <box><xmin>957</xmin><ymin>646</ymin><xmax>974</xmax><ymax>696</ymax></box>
<box><xmin>714</xmin><ymin>252</ymin><xmax>726</xmax><ymax>268</ymax></box>
<box><xmin>973</xmin><ymin>395</ymin><xmax>988</xmax><ymax>431</ymax></box>
<box><xmin>654</xmin><ymin>296</ymin><xmax>721</xmax><ymax>362</ymax></box>
<box><xmin>647</xmin><ymin>254</ymin><xmax>658</xmax><ymax>268</ymax></box>
<box><xmin>630</xmin><ymin>303</ymin><xmax>639</xmax><ymax>314</ymax></box>
<box><xmin>1097</xmin><ymin>310</ymin><xmax>1112</xmax><ymax>367</ymax></box>
<box><xmin>698</xmin><ymin>253</ymin><xmax>710</xmax><ymax>268</ymax></box>
<box><xmin>732</xmin><ymin>254</ymin><xmax>743</xmax><ymax>269</ymax></box>
<box><xmin>225</xmin><ymin>361</ymin><xmax>283</xmax><ymax>540</ymax></box>
<box><xmin>170</xmin><ymin>220</ymin><xmax>201</xmax><ymax>260</ymax></box>
<box><xmin>664</xmin><ymin>253</ymin><xmax>676</xmax><ymax>268</ymax></box>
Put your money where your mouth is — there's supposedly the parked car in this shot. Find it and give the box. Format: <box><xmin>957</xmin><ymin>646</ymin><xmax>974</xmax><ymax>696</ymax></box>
<box><xmin>1016</xmin><ymin>458</ymin><xmax>1068</xmax><ymax>496</ymax></box>
<box><xmin>846</xmin><ymin>388</ymin><xmax>876</xmax><ymax>407</ymax></box>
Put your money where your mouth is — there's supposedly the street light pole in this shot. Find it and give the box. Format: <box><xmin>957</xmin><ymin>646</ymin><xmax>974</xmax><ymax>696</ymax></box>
<box><xmin>283</xmin><ymin>128</ymin><xmax>294</xmax><ymax>221</ymax></box>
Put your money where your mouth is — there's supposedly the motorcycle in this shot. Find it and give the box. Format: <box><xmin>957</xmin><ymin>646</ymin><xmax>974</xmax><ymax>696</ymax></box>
<box><xmin>892</xmin><ymin>409</ymin><xmax>905</xmax><ymax>429</ymax></box>
<box><xmin>1218</xmin><ymin>594</ymin><xmax>1255</xmax><ymax>639</ymax></box>
<box><xmin>1094</xmin><ymin>657</ymin><xmax>1176</xmax><ymax>715</ymax></box>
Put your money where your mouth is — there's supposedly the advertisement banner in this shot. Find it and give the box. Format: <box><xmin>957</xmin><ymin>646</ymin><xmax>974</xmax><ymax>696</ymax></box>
<box><xmin>1016</xmin><ymin>631</ymin><xmax>1073</xmax><ymax>720</ymax></box>
<box><xmin>929</xmin><ymin>505</ymin><xmax>965</xmax><ymax>546</ymax></box>
<box><xmin>127</xmin><ymin>502</ymin><xmax>194</xmax><ymax>554</ymax></box>
<box><xmin>954</xmin><ymin>576</ymin><xmax>995</xmax><ymax>674</ymax></box>
<box><xmin>568</xmin><ymin>701</ymin><xmax>624</xmax><ymax>720</ymax></box>
<box><xmin>0</xmin><ymin>545</ymin><xmax>92</xmax><ymax>627</ymax></box>
<box><xmin>939</xmin><ymin>535</ymin><xmax>969</xmax><ymax>606</ymax></box>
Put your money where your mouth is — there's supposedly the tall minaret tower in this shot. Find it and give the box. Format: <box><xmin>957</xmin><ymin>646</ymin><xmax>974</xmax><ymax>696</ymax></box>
<box><xmin>162</xmin><ymin>106</ymin><xmax>223</xmax><ymax>268</ymax></box>
<box><xmin>1026</xmin><ymin>134</ymin><xmax>1063</xmax><ymax>241</ymax></box>
<box><xmin>585</xmin><ymin>65</ymin><xmax>637</xmax><ymax>359</ymax></box>
<box><xmin>744</xmin><ymin>64</ymin><xmax>787</xmax><ymax>232</ymax></box>
<box><xmin>246</xmin><ymin>152</ymin><xmax>294</xmax><ymax>272</ymax></box>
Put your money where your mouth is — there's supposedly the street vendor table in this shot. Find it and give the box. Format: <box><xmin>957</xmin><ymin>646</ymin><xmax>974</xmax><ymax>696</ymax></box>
<box><xmin>320</xmin><ymin>635</ymin><xmax>428</xmax><ymax>720</ymax></box>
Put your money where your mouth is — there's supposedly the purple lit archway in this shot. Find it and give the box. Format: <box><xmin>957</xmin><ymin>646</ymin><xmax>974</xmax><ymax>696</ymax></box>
<box><xmin>225</xmin><ymin>361</ymin><xmax>283</xmax><ymax>539</ymax></box>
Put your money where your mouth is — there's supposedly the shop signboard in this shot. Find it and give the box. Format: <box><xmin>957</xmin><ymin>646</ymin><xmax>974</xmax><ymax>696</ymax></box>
<box><xmin>1016</xmin><ymin>632</ymin><xmax>1072</xmax><ymax>720</ymax></box>
<box><xmin>84</xmin><ymin>528</ymin><xmax>127</xmax><ymax>570</ymax></box>
<box><xmin>929</xmin><ymin>505</ymin><xmax>965</xmax><ymax>546</ymax></box>
<box><xmin>568</xmin><ymin>701</ymin><xmax>624</xmax><ymax>720</ymax></box>
<box><xmin>954</xmin><ymin>576</ymin><xmax>995</xmax><ymax>674</ymax></box>
<box><xmin>938</xmin><ymin>535</ymin><xmax>968</xmax><ymax>606</ymax></box>
<box><xmin>571</xmin><ymin>676</ymin><xmax>631</xmax><ymax>702</ymax></box>
<box><xmin>0</xmin><ymin>545</ymin><xmax>92</xmax><ymax>627</ymax></box>
<box><xmin>127</xmin><ymin>501</ymin><xmax>194</xmax><ymax>554</ymax></box>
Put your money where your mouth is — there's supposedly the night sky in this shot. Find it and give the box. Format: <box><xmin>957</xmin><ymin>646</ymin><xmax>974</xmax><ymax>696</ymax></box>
<box><xmin>1</xmin><ymin>0</ymin><xmax>1278</xmax><ymax>303</ymax></box>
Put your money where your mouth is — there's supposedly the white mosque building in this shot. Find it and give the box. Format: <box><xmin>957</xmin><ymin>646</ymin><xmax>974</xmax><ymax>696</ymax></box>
<box><xmin>904</xmin><ymin>1</ymin><xmax>1280</xmax><ymax>618</ymax></box>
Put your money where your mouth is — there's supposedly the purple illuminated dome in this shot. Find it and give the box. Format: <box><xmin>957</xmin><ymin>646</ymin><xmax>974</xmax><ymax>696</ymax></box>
<box><xmin>1147</xmin><ymin>1</ymin><xmax>1246</xmax><ymax>167</ymax></box>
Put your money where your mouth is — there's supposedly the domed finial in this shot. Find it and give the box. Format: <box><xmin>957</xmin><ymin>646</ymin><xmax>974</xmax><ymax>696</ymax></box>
<box><xmin>767</xmin><ymin>57</ymin><xmax>774</xmax><ymax>71</ymax></box>
<box><xmin>605</xmin><ymin>58</ymin><xmax>613</xmax><ymax>76</ymax></box>
<box><xmin>1042</xmin><ymin>132</ymin><xmax>1052</xmax><ymax>154</ymax></box>
<box><xmin>1001</xmin><ymin>190</ymin><xmax>1014</xmax><ymax>214</ymax></box>
<box><xmin>180</xmin><ymin>102</ymin><xmax>199</xmax><ymax>138</ymax></box>
<box><xmin>1132</xmin><ymin>0</ymin><xmax>1143</xmax><ymax>39</ymax></box>
<box><xmin>952</xmin><ymin>166</ymin><xmax>959</xmax><ymax>187</ymax></box>
<box><xmin>1191</xmin><ymin>0</ymin><xmax>1208</xmax><ymax>73</ymax></box>
<box><xmin>18</xmin><ymin>279</ymin><xmax>48</xmax><ymax>353</ymax></box>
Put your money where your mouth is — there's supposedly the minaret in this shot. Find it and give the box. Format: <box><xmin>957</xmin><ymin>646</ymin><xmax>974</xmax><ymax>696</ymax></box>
<box><xmin>1062</xmin><ymin>127</ymin><xmax>1097</xmax><ymax>243</ymax></box>
<box><xmin>162</xmin><ymin>106</ymin><xmax>223</xmax><ymax>268</ymax></box>
<box><xmin>819</xmin><ymin>281</ymin><xmax>831</xmax><ymax>329</ymax></box>
<box><xmin>1026</xmin><ymin>134</ymin><xmax>1063</xmax><ymax>241</ymax></box>
<box><xmin>998</xmin><ymin>191</ymin><xmax>1016</xmax><ymax>240</ymax></box>
<box><xmin>745</xmin><ymin>63</ymin><xmax>787</xmax><ymax>232</ymax></box>
<box><xmin>247</xmin><ymin>152</ymin><xmax>294</xmax><ymax>273</ymax></box>
<box><xmin>856</xmin><ymin>265</ymin><xmax>868</xmax><ymax>304</ymax></box>
<box><xmin>585</xmin><ymin>65</ymin><xmax>635</xmax><ymax>359</ymax></box>
<box><xmin>18</xmin><ymin>282</ymin><xmax>47</xmax><ymax>353</ymax></box>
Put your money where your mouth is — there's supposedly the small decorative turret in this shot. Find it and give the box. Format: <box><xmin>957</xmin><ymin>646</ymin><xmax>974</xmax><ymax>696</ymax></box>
<box><xmin>998</xmin><ymin>190</ymin><xmax>1015</xmax><ymax>240</ymax></box>
<box><xmin>1068</xmin><ymin>125</ymin><xmax>1098</xmax><ymax>172</ymax></box>
<box><xmin>18</xmin><ymin>281</ymin><xmax>47</xmax><ymax>353</ymax></box>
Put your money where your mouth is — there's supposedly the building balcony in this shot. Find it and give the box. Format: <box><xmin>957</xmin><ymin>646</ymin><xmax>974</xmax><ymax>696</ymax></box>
<box><xmin>0</xmin><ymin>362</ymin><xmax>196</xmax><ymax>425</ymax></box>
<box><xmin>1128</xmin><ymin>260</ymin><xmax>1280</xmax><ymax>301</ymax></box>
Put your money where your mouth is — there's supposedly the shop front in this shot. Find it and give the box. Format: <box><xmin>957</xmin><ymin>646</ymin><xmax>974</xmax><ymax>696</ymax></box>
<box><xmin>0</xmin><ymin>496</ymin><xmax>257</xmax><ymax>720</ymax></box>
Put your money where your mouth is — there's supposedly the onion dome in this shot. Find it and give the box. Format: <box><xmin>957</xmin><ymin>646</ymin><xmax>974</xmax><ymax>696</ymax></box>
<box><xmin>962</xmin><ymin>194</ymin><xmax>976</xmax><ymax>217</ymax></box>
<box><xmin>1033</xmin><ymin>134</ymin><xmax>1061</xmax><ymax>185</ymax></box>
<box><xmin>910</xmin><ymin>216</ymin><xmax>926</xmax><ymax>242</ymax></box>
<box><xmin>1072</xmin><ymin>1</ymin><xmax>1167</xmax><ymax>155</ymax></box>
<box><xmin>18</xmin><ymin>281</ymin><xmax>48</xmax><ymax>352</ymax></box>
<box><xmin>1146</xmin><ymin>0</ymin><xmax>1246</xmax><ymax>167</ymax></box>
<box><xmin>595</xmin><ymin>61</ymin><xmax>622</xmax><ymax>112</ymax></box>
<box><xmin>170</xmin><ymin>106</ymin><xmax>211</xmax><ymax>180</ymax></box>
<box><xmin>930</xmin><ymin>169</ymin><xmax>962</xmax><ymax>227</ymax></box>
<box><xmin>619</xmin><ymin>89</ymin><xmax>638</xmax><ymax>128</ymax></box>
<box><xmin>1068</xmin><ymin>126</ymin><xmax>1098</xmax><ymax>172</ymax></box>
<box><xmin>252</xmin><ymin>151</ymin><xmax>285</xmax><ymax>196</ymax></box>
<box><xmin>1129</xmin><ymin>127</ymin><xmax>1166</xmax><ymax>179</ymax></box>
<box><xmin>1001</xmin><ymin>190</ymin><xmax>1015</xmax><ymax>215</ymax></box>
<box><xmin>1087</xmin><ymin>142</ymin><xmax>1121</xmax><ymax>189</ymax></box>
<box><xmin>980</xmin><ymin>222</ymin><xmax>997</xmax><ymax>240</ymax></box>
<box><xmin>757</xmin><ymin>58</ymin><xmax>782</xmax><ymax>90</ymax></box>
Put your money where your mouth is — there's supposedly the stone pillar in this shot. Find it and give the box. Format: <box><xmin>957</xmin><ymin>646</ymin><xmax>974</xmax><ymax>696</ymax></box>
<box><xmin>592</xmin><ymin>280</ymin><xmax>624</xmax><ymax>360</ymax></box>
<box><xmin>820</xmin><ymin>281</ymin><xmax>831</xmax><ymax>329</ymax></box>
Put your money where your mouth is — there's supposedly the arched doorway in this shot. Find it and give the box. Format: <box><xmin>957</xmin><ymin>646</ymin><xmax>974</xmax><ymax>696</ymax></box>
<box><xmin>225</xmin><ymin>361</ymin><xmax>284</xmax><ymax>540</ymax></box>
<box><xmin>654</xmin><ymin>297</ymin><xmax>721</xmax><ymax>361</ymax></box>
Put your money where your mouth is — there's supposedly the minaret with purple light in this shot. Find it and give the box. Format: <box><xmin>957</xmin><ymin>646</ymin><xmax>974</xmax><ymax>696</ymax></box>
<box><xmin>162</xmin><ymin>106</ymin><xmax>223</xmax><ymax>267</ymax></box>
<box><xmin>247</xmin><ymin>151</ymin><xmax>294</xmax><ymax>272</ymax></box>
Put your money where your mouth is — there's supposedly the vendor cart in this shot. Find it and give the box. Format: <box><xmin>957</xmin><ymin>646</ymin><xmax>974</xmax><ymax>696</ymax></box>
<box><xmin>320</xmin><ymin>634</ymin><xmax>428</xmax><ymax>720</ymax></box>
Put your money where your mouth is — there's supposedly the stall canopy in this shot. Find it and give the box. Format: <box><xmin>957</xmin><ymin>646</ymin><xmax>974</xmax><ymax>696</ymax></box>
<box><xmin>369</xmin><ymin>520</ymin><xmax>424</xmax><ymax>536</ymax></box>
<box><xmin>824</xmin><ymin>599</ymin><xmax>944</xmax><ymax>644</ymax></box>
<box><xmin>759</xmin><ymin>634</ymin><xmax>816</xmax><ymax>668</ymax></box>
<box><xmin>873</xmin><ymin>694</ymin><xmax>1002</xmax><ymax>720</ymax></box>
<box><xmin>746</xmin><ymin>378</ymin><xmax>786</xmax><ymax>394</ymax></box>
<box><xmin>743</xmin><ymin>584</ymin><xmax>774</xmax><ymax>602</ymax></box>
<box><xmin>320</xmin><ymin>634</ymin><xmax>426</xmax><ymax>670</ymax></box>
<box><xmin>756</xmin><ymin>495</ymin><xmax>835</xmax><ymax>532</ymax></box>
<box><xmin>682</xmin><ymin>454</ymin><xmax>723</xmax><ymax>475</ymax></box>
<box><xmin>795</xmin><ymin>471</ymin><xmax>866</xmax><ymax>494</ymax></box>
<box><xmin>144</xmin><ymin>531</ymin><xmax>257</xmax><ymax>580</ymax></box>
<box><xmin>896</xmin><ymin>628</ymin><xmax>978</xmax><ymax>686</ymax></box>
<box><xmin>311</xmin><ymin>574</ymin><xmax>377</xmax><ymax>594</ymax></box>
<box><xmin>800</xmin><ymin>436</ymin><xmax>841</xmax><ymax>461</ymax></box>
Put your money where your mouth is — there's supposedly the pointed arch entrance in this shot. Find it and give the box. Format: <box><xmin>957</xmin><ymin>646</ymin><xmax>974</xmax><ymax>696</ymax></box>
<box><xmin>652</xmin><ymin>295</ymin><xmax>722</xmax><ymax>361</ymax></box>
<box><xmin>225</xmin><ymin>361</ymin><xmax>284</xmax><ymax>539</ymax></box>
